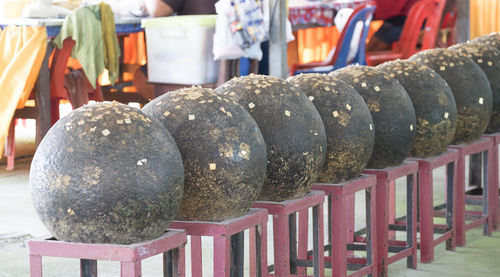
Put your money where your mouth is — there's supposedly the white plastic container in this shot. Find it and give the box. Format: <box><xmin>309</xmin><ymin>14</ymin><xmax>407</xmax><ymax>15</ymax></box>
<box><xmin>142</xmin><ymin>15</ymin><xmax>220</xmax><ymax>85</ymax></box>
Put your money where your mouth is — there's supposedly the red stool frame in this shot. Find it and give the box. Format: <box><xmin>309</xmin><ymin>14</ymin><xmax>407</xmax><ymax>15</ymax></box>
<box><xmin>27</xmin><ymin>229</ymin><xmax>187</xmax><ymax>277</ymax></box>
<box><xmin>448</xmin><ymin>138</ymin><xmax>496</xmax><ymax>246</ymax></box>
<box><xmin>313</xmin><ymin>174</ymin><xmax>377</xmax><ymax>277</ymax></box>
<box><xmin>169</xmin><ymin>208</ymin><xmax>268</xmax><ymax>277</ymax></box>
<box><xmin>252</xmin><ymin>190</ymin><xmax>325</xmax><ymax>277</ymax></box>
<box><xmin>477</xmin><ymin>133</ymin><xmax>500</xmax><ymax>230</ymax></box>
<box><xmin>363</xmin><ymin>161</ymin><xmax>418</xmax><ymax>277</ymax></box>
<box><xmin>407</xmin><ymin>149</ymin><xmax>458</xmax><ymax>263</ymax></box>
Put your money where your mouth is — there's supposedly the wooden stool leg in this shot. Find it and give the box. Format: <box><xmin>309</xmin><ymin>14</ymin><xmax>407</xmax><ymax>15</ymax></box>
<box><xmin>313</xmin><ymin>203</ymin><xmax>325</xmax><ymax>277</ymax></box>
<box><xmin>80</xmin><ymin>259</ymin><xmax>97</xmax><ymax>277</ymax></box>
<box><xmin>367</xmin><ymin>187</ymin><xmax>378</xmax><ymax>275</ymax></box>
<box><xmin>388</xmin><ymin>180</ymin><xmax>397</xmax><ymax>240</ymax></box>
<box><xmin>121</xmin><ymin>261</ymin><xmax>141</xmax><ymax>277</ymax></box>
<box><xmin>376</xmin><ymin>174</ymin><xmax>390</xmax><ymax>277</ymax></box>
<box><xmin>230</xmin><ymin>232</ymin><xmax>245</xmax><ymax>277</ymax></box>
<box><xmin>191</xmin><ymin>236</ymin><xmax>202</xmax><ymax>277</ymax></box>
<box><xmin>6</xmin><ymin>119</ymin><xmax>15</xmax><ymax>171</ymax></box>
<box><xmin>419</xmin><ymin>168</ymin><xmax>434</xmax><ymax>263</ymax></box>
<box><xmin>446</xmin><ymin>161</ymin><xmax>457</xmax><ymax>251</ymax></box>
<box><xmin>273</xmin><ymin>214</ymin><xmax>290</xmax><ymax>276</ymax></box>
<box><xmin>214</xmin><ymin>235</ymin><xmax>231</xmax><ymax>277</ymax></box>
<box><xmin>484</xmin><ymin>150</ymin><xmax>493</xmax><ymax>236</ymax></box>
<box><xmin>259</xmin><ymin>221</ymin><xmax>268</xmax><ymax>277</ymax></box>
<box><xmin>331</xmin><ymin>193</ymin><xmax>347</xmax><ymax>277</ymax></box>
<box><xmin>407</xmin><ymin>173</ymin><xmax>417</xmax><ymax>269</ymax></box>
<box><xmin>297</xmin><ymin>209</ymin><xmax>308</xmax><ymax>275</ymax></box>
<box><xmin>29</xmin><ymin>255</ymin><xmax>42</xmax><ymax>277</ymax></box>
<box><xmin>249</xmin><ymin>227</ymin><xmax>256</xmax><ymax>277</ymax></box>
<box><xmin>455</xmin><ymin>152</ymin><xmax>466</xmax><ymax>246</ymax></box>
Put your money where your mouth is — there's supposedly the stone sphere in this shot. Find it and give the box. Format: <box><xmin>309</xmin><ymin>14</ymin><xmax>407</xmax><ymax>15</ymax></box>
<box><xmin>142</xmin><ymin>87</ymin><xmax>267</xmax><ymax>221</ymax></box>
<box><xmin>378</xmin><ymin>60</ymin><xmax>458</xmax><ymax>158</ymax></box>
<box><xmin>30</xmin><ymin>102</ymin><xmax>184</xmax><ymax>244</ymax></box>
<box><xmin>330</xmin><ymin>66</ymin><xmax>416</xmax><ymax>169</ymax></box>
<box><xmin>215</xmin><ymin>74</ymin><xmax>327</xmax><ymax>201</ymax></box>
<box><xmin>287</xmin><ymin>73</ymin><xmax>374</xmax><ymax>183</ymax></box>
<box><xmin>471</xmin><ymin>32</ymin><xmax>500</xmax><ymax>52</ymax></box>
<box><xmin>449</xmin><ymin>42</ymin><xmax>500</xmax><ymax>133</ymax></box>
<box><xmin>410</xmin><ymin>48</ymin><xmax>493</xmax><ymax>144</ymax></box>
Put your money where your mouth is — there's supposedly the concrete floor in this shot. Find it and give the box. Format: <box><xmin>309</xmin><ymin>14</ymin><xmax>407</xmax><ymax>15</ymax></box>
<box><xmin>1</xmin><ymin>121</ymin><xmax>500</xmax><ymax>276</ymax></box>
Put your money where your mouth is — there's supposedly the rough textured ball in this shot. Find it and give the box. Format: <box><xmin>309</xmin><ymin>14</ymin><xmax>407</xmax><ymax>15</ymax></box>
<box><xmin>30</xmin><ymin>102</ymin><xmax>184</xmax><ymax>244</ymax></box>
<box><xmin>143</xmin><ymin>87</ymin><xmax>267</xmax><ymax>221</ymax></box>
<box><xmin>215</xmin><ymin>74</ymin><xmax>327</xmax><ymax>201</ymax></box>
<box><xmin>471</xmin><ymin>32</ymin><xmax>500</xmax><ymax>52</ymax></box>
<box><xmin>330</xmin><ymin>66</ymin><xmax>416</xmax><ymax>169</ymax></box>
<box><xmin>287</xmin><ymin>73</ymin><xmax>374</xmax><ymax>183</ymax></box>
<box><xmin>378</xmin><ymin>60</ymin><xmax>458</xmax><ymax>158</ymax></box>
<box><xmin>449</xmin><ymin>42</ymin><xmax>500</xmax><ymax>133</ymax></box>
<box><xmin>410</xmin><ymin>48</ymin><xmax>493</xmax><ymax>144</ymax></box>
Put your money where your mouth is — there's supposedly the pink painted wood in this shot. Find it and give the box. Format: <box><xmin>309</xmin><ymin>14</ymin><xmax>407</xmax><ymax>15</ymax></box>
<box><xmin>27</xmin><ymin>229</ymin><xmax>187</xmax><ymax>277</ymax></box>
<box><xmin>252</xmin><ymin>190</ymin><xmax>325</xmax><ymax>277</ymax></box>
<box><xmin>363</xmin><ymin>161</ymin><xmax>418</xmax><ymax>277</ymax></box>
<box><xmin>408</xmin><ymin>149</ymin><xmax>459</xmax><ymax>263</ymax></box>
<box><xmin>169</xmin><ymin>208</ymin><xmax>268</xmax><ymax>277</ymax></box>
<box><xmin>481</xmin><ymin>133</ymin><xmax>500</xmax><ymax>230</ymax></box>
<box><xmin>449</xmin><ymin>138</ymin><xmax>495</xmax><ymax>246</ymax></box>
<box><xmin>313</xmin><ymin>174</ymin><xmax>377</xmax><ymax>277</ymax></box>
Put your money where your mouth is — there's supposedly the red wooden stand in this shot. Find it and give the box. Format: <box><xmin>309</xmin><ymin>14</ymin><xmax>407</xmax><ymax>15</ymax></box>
<box><xmin>313</xmin><ymin>174</ymin><xmax>377</xmax><ymax>277</ymax></box>
<box><xmin>363</xmin><ymin>161</ymin><xmax>418</xmax><ymax>277</ymax></box>
<box><xmin>169</xmin><ymin>208</ymin><xmax>268</xmax><ymax>277</ymax></box>
<box><xmin>252</xmin><ymin>190</ymin><xmax>325</xmax><ymax>277</ymax></box>
<box><xmin>448</xmin><ymin>138</ymin><xmax>495</xmax><ymax>246</ymax></box>
<box><xmin>479</xmin><ymin>133</ymin><xmax>500</xmax><ymax>230</ymax></box>
<box><xmin>407</xmin><ymin>149</ymin><xmax>459</xmax><ymax>263</ymax></box>
<box><xmin>27</xmin><ymin>229</ymin><xmax>187</xmax><ymax>277</ymax></box>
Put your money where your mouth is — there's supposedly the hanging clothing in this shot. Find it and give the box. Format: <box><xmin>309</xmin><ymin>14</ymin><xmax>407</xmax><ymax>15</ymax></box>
<box><xmin>0</xmin><ymin>26</ymin><xmax>47</xmax><ymax>156</ymax></box>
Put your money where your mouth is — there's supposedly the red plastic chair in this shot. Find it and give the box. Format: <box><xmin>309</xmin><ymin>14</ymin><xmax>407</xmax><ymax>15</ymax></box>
<box><xmin>437</xmin><ymin>7</ymin><xmax>457</xmax><ymax>48</ymax></box>
<box><xmin>366</xmin><ymin>0</ymin><xmax>446</xmax><ymax>66</ymax></box>
<box><xmin>290</xmin><ymin>3</ymin><xmax>376</xmax><ymax>75</ymax></box>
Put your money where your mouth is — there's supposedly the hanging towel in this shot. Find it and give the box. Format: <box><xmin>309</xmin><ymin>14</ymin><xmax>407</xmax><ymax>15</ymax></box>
<box><xmin>53</xmin><ymin>3</ymin><xmax>120</xmax><ymax>88</ymax></box>
<box><xmin>0</xmin><ymin>26</ymin><xmax>47</xmax><ymax>156</ymax></box>
<box><xmin>100</xmin><ymin>2</ymin><xmax>120</xmax><ymax>84</ymax></box>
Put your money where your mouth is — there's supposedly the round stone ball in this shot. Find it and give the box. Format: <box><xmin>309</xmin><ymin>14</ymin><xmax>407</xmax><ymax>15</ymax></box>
<box><xmin>410</xmin><ymin>48</ymin><xmax>493</xmax><ymax>144</ymax></box>
<box><xmin>30</xmin><ymin>102</ymin><xmax>184</xmax><ymax>244</ymax></box>
<box><xmin>449</xmin><ymin>42</ymin><xmax>500</xmax><ymax>133</ymax></box>
<box><xmin>287</xmin><ymin>73</ymin><xmax>374</xmax><ymax>183</ymax></box>
<box><xmin>329</xmin><ymin>66</ymin><xmax>416</xmax><ymax>169</ymax></box>
<box><xmin>142</xmin><ymin>87</ymin><xmax>267</xmax><ymax>221</ymax></box>
<box><xmin>471</xmin><ymin>32</ymin><xmax>500</xmax><ymax>52</ymax></box>
<box><xmin>378</xmin><ymin>60</ymin><xmax>458</xmax><ymax>158</ymax></box>
<box><xmin>214</xmin><ymin>74</ymin><xmax>327</xmax><ymax>202</ymax></box>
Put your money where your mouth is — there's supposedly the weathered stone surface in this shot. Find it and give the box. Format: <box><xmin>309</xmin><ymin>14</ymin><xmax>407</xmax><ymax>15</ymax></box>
<box><xmin>449</xmin><ymin>42</ymin><xmax>500</xmax><ymax>133</ymax></box>
<box><xmin>30</xmin><ymin>102</ymin><xmax>184</xmax><ymax>244</ymax></box>
<box><xmin>378</xmin><ymin>60</ymin><xmax>458</xmax><ymax>158</ymax></box>
<box><xmin>330</xmin><ymin>66</ymin><xmax>416</xmax><ymax>169</ymax></box>
<box><xmin>411</xmin><ymin>48</ymin><xmax>493</xmax><ymax>144</ymax></box>
<box><xmin>471</xmin><ymin>32</ymin><xmax>500</xmax><ymax>52</ymax></box>
<box><xmin>215</xmin><ymin>74</ymin><xmax>326</xmax><ymax>201</ymax></box>
<box><xmin>287</xmin><ymin>73</ymin><xmax>374</xmax><ymax>183</ymax></box>
<box><xmin>143</xmin><ymin>87</ymin><xmax>267</xmax><ymax>221</ymax></box>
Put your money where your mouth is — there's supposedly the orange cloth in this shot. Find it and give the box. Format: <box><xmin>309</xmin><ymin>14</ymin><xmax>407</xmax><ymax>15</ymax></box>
<box><xmin>470</xmin><ymin>0</ymin><xmax>500</xmax><ymax>39</ymax></box>
<box><xmin>0</xmin><ymin>26</ymin><xmax>47</xmax><ymax>155</ymax></box>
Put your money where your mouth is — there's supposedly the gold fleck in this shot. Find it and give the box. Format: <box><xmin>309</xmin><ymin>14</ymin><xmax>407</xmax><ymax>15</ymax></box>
<box><xmin>374</xmin><ymin>86</ymin><xmax>381</xmax><ymax>92</ymax></box>
<box><xmin>444</xmin><ymin>112</ymin><xmax>449</xmax><ymax>119</ymax></box>
<box><xmin>188</xmin><ymin>114</ymin><xmax>196</xmax><ymax>120</ymax></box>
<box><xmin>450</xmin><ymin>62</ymin><xmax>455</xmax><ymax>67</ymax></box>
<box><xmin>248</xmin><ymin>102</ymin><xmax>256</xmax><ymax>109</ymax></box>
<box><xmin>67</xmin><ymin>208</ymin><xmax>75</xmax><ymax>215</ymax></box>
<box><xmin>285</xmin><ymin>110</ymin><xmax>291</xmax><ymax>117</ymax></box>
<box><xmin>404</xmin><ymin>72</ymin><xmax>409</xmax><ymax>76</ymax></box>
<box><xmin>410</xmin><ymin>124</ymin><xmax>414</xmax><ymax>131</ymax></box>
<box><xmin>101</xmin><ymin>129</ymin><xmax>110</xmax><ymax>136</ymax></box>
<box><xmin>488</xmin><ymin>61</ymin><xmax>493</xmax><ymax>66</ymax></box>
<box><xmin>163</xmin><ymin>111</ymin><xmax>171</xmax><ymax>117</ymax></box>
<box><xmin>238</xmin><ymin>143</ymin><xmax>251</xmax><ymax>160</ymax></box>
<box><xmin>361</xmin><ymin>82</ymin><xmax>367</xmax><ymax>88</ymax></box>
<box><xmin>116</xmin><ymin>119</ymin><xmax>124</xmax><ymax>124</ymax></box>
<box><xmin>77</xmin><ymin>120</ymin><xmax>85</xmax><ymax>125</ymax></box>
<box><xmin>90</xmin><ymin>127</ymin><xmax>96</xmax><ymax>132</ymax></box>
<box><xmin>369</xmin><ymin>124</ymin><xmax>373</xmax><ymax>130</ymax></box>
<box><xmin>209</xmin><ymin>163</ymin><xmax>216</xmax><ymax>170</ymax></box>
<box><xmin>477</xmin><ymin>58</ymin><xmax>483</xmax><ymax>63</ymax></box>
<box><xmin>124</xmin><ymin>118</ymin><xmax>131</xmax><ymax>124</ymax></box>
<box><xmin>309</xmin><ymin>96</ymin><xmax>315</xmax><ymax>101</ymax></box>
<box><xmin>175</xmin><ymin>105</ymin><xmax>181</xmax><ymax>109</ymax></box>
<box><xmin>137</xmin><ymin>158</ymin><xmax>147</xmax><ymax>166</ymax></box>
<box><xmin>227</xmin><ymin>112</ymin><xmax>232</xmax><ymax>117</ymax></box>
<box><xmin>324</xmin><ymin>86</ymin><xmax>330</xmax><ymax>91</ymax></box>
<box><xmin>67</xmin><ymin>147</ymin><xmax>73</xmax><ymax>153</ymax></box>
<box><xmin>255</xmin><ymin>89</ymin><xmax>261</xmax><ymax>95</ymax></box>
<box><xmin>219</xmin><ymin>106</ymin><xmax>226</xmax><ymax>113</ymax></box>
<box><xmin>440</xmin><ymin>66</ymin><xmax>446</xmax><ymax>71</ymax></box>
<box><xmin>479</xmin><ymin>97</ymin><xmax>484</xmax><ymax>104</ymax></box>
<box><xmin>333</xmin><ymin>111</ymin><xmax>339</xmax><ymax>117</ymax></box>
<box><xmin>346</xmin><ymin>104</ymin><xmax>352</xmax><ymax>110</ymax></box>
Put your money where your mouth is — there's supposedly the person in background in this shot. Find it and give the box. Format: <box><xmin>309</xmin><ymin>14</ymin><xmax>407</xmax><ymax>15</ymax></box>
<box><xmin>366</xmin><ymin>0</ymin><xmax>418</xmax><ymax>51</ymax></box>
<box><xmin>133</xmin><ymin>0</ymin><xmax>217</xmax><ymax>100</ymax></box>
<box><xmin>144</xmin><ymin>0</ymin><xmax>217</xmax><ymax>17</ymax></box>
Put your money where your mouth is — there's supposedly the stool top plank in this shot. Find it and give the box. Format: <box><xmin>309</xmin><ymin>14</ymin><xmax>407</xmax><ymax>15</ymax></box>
<box><xmin>449</xmin><ymin>138</ymin><xmax>493</xmax><ymax>156</ymax></box>
<box><xmin>363</xmin><ymin>160</ymin><xmax>419</xmax><ymax>180</ymax></box>
<box><xmin>27</xmin><ymin>229</ymin><xmax>187</xmax><ymax>262</ymax></box>
<box><xmin>313</xmin><ymin>174</ymin><xmax>377</xmax><ymax>196</ymax></box>
<box><xmin>252</xmin><ymin>190</ymin><xmax>325</xmax><ymax>215</ymax></box>
<box><xmin>408</xmin><ymin>149</ymin><xmax>459</xmax><ymax>169</ymax></box>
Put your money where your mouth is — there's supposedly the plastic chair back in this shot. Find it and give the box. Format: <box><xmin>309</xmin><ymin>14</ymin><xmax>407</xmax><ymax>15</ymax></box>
<box><xmin>396</xmin><ymin>0</ymin><xmax>446</xmax><ymax>58</ymax></box>
<box><xmin>331</xmin><ymin>4</ymin><xmax>376</xmax><ymax>70</ymax></box>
